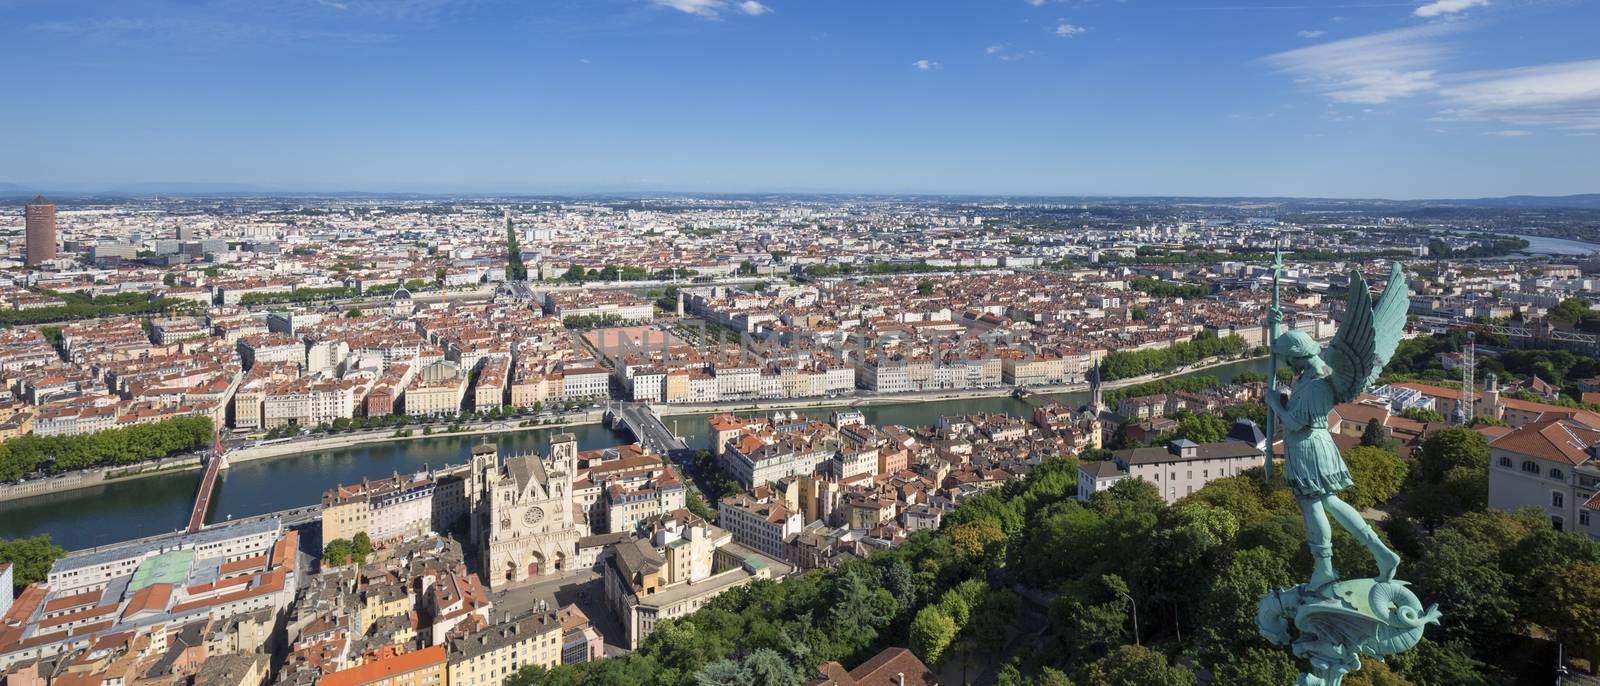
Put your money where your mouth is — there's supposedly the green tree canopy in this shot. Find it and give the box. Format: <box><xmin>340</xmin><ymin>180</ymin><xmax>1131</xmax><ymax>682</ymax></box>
<box><xmin>0</xmin><ymin>535</ymin><xmax>66</xmax><ymax>592</ymax></box>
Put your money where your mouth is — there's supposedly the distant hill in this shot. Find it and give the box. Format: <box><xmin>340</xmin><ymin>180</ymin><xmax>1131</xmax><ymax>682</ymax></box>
<box><xmin>1427</xmin><ymin>194</ymin><xmax>1600</xmax><ymax>209</ymax></box>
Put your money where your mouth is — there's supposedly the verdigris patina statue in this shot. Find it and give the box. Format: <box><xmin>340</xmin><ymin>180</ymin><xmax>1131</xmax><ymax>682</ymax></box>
<box><xmin>1256</xmin><ymin>261</ymin><xmax>1441</xmax><ymax>686</ymax></box>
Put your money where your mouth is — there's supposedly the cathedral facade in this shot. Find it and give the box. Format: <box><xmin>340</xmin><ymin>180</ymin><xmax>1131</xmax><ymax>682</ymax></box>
<box><xmin>468</xmin><ymin>435</ymin><xmax>582</xmax><ymax>588</ymax></box>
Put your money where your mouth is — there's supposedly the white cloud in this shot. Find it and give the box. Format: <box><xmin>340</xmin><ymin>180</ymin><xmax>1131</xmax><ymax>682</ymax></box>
<box><xmin>1484</xmin><ymin>129</ymin><xmax>1531</xmax><ymax>136</ymax></box>
<box><xmin>649</xmin><ymin>0</ymin><xmax>769</xmax><ymax>18</ymax></box>
<box><xmin>1438</xmin><ymin>59</ymin><xmax>1600</xmax><ymax>130</ymax></box>
<box><xmin>1055</xmin><ymin>23</ymin><xmax>1086</xmax><ymax>38</ymax></box>
<box><xmin>1414</xmin><ymin>0</ymin><xmax>1489</xmax><ymax>18</ymax></box>
<box><xmin>986</xmin><ymin>44</ymin><xmax>1004</xmax><ymax>55</ymax></box>
<box><xmin>1261</xmin><ymin>23</ymin><xmax>1462</xmax><ymax>104</ymax></box>
<box><xmin>651</xmin><ymin>0</ymin><xmax>721</xmax><ymax>16</ymax></box>
<box><xmin>1025</xmin><ymin>0</ymin><xmax>1047</xmax><ymax>6</ymax></box>
<box><xmin>1297</xmin><ymin>30</ymin><xmax>1324</xmax><ymax>39</ymax></box>
<box><xmin>913</xmin><ymin>59</ymin><xmax>940</xmax><ymax>71</ymax></box>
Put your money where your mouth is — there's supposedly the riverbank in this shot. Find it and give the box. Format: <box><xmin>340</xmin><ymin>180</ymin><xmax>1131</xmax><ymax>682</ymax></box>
<box><xmin>224</xmin><ymin>410</ymin><xmax>608</xmax><ymax>464</ymax></box>
<box><xmin>0</xmin><ymin>354</ymin><xmax>1262</xmax><ymax>504</ymax></box>
<box><xmin>0</xmin><ymin>410</ymin><xmax>609</xmax><ymax>503</ymax></box>
<box><xmin>0</xmin><ymin>455</ymin><xmax>207</xmax><ymax>504</ymax></box>
<box><xmin>1</xmin><ymin>357</ymin><xmax>1275</xmax><ymax>549</ymax></box>
<box><xmin>654</xmin><ymin>354</ymin><xmax>1267</xmax><ymax>417</ymax></box>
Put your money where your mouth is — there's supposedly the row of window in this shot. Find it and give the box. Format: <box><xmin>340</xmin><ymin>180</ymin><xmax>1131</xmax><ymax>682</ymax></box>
<box><xmin>1501</xmin><ymin>456</ymin><xmax>1565</xmax><ymax>481</ymax></box>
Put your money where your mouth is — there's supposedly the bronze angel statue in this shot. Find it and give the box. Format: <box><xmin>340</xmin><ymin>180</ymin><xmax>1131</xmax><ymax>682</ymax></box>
<box><xmin>1266</xmin><ymin>262</ymin><xmax>1409</xmax><ymax>591</ymax></box>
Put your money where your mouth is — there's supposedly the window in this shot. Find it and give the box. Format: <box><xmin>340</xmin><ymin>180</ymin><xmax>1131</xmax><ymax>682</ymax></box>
<box><xmin>1553</xmin><ymin>516</ymin><xmax>1565</xmax><ymax>531</ymax></box>
<box><xmin>1583</xmin><ymin>511</ymin><xmax>1592</xmax><ymax>527</ymax></box>
<box><xmin>1551</xmin><ymin>468</ymin><xmax>1565</xmax><ymax>481</ymax></box>
<box><xmin>1553</xmin><ymin>492</ymin><xmax>1565</xmax><ymax>508</ymax></box>
<box><xmin>1499</xmin><ymin>456</ymin><xmax>1512</xmax><ymax>468</ymax></box>
<box><xmin>1522</xmin><ymin>460</ymin><xmax>1541</xmax><ymax>473</ymax></box>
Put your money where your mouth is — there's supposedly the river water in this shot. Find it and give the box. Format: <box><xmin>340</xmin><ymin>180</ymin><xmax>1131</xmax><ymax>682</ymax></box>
<box><xmin>1514</xmin><ymin>234</ymin><xmax>1600</xmax><ymax>257</ymax></box>
<box><xmin>0</xmin><ymin>358</ymin><xmax>1270</xmax><ymax>550</ymax></box>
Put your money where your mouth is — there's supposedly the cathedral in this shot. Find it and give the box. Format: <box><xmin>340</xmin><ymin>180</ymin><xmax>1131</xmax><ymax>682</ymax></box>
<box><xmin>467</xmin><ymin>435</ymin><xmax>582</xmax><ymax>588</ymax></box>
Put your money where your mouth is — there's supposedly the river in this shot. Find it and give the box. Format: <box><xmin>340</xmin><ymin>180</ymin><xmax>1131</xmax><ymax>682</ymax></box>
<box><xmin>1513</xmin><ymin>234</ymin><xmax>1600</xmax><ymax>257</ymax></box>
<box><xmin>0</xmin><ymin>358</ymin><xmax>1270</xmax><ymax>550</ymax></box>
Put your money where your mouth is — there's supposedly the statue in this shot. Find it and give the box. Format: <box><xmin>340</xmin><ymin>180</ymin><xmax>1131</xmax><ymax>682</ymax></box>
<box><xmin>1256</xmin><ymin>261</ymin><xmax>1441</xmax><ymax>686</ymax></box>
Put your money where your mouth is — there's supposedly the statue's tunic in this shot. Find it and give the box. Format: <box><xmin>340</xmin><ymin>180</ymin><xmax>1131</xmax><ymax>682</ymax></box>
<box><xmin>1281</xmin><ymin>373</ymin><xmax>1354</xmax><ymax>498</ymax></box>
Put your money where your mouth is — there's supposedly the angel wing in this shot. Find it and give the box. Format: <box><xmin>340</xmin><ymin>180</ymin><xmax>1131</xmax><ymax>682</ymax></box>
<box><xmin>1321</xmin><ymin>262</ymin><xmax>1409</xmax><ymax>404</ymax></box>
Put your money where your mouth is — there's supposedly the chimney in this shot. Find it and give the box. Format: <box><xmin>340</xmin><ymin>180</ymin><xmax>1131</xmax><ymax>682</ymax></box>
<box><xmin>897</xmin><ymin>673</ymin><xmax>905</xmax><ymax>686</ymax></box>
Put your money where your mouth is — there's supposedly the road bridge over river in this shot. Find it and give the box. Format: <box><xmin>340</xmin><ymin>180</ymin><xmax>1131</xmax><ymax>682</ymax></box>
<box><xmin>605</xmin><ymin>403</ymin><xmax>688</xmax><ymax>455</ymax></box>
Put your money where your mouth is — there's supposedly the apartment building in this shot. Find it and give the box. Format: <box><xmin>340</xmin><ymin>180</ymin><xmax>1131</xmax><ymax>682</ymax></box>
<box><xmin>1488</xmin><ymin>417</ymin><xmax>1600</xmax><ymax>538</ymax></box>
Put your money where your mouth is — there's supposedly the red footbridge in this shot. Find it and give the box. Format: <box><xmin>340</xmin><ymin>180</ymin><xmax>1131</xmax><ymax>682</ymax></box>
<box><xmin>185</xmin><ymin>426</ymin><xmax>227</xmax><ymax>534</ymax></box>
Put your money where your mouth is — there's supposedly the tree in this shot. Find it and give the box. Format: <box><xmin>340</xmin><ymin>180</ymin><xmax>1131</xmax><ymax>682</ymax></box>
<box><xmin>1340</xmin><ymin>660</ymin><xmax>1415</xmax><ymax>686</ymax></box>
<box><xmin>1531</xmin><ymin>561</ymin><xmax>1600</xmax><ymax>672</ymax></box>
<box><xmin>1196</xmin><ymin>547</ymin><xmax>1293</xmax><ymax>665</ymax></box>
<box><xmin>1398</xmin><ymin>407</ymin><xmax>1445</xmax><ymax>423</ymax></box>
<box><xmin>1079</xmin><ymin>645</ymin><xmax>1195</xmax><ymax>686</ymax></box>
<box><xmin>916</xmin><ymin>281</ymin><xmax>935</xmax><ymax>296</ymax></box>
<box><xmin>685</xmin><ymin>491</ymin><xmax>716</xmax><ymax>523</ymax></box>
<box><xmin>1360</xmin><ymin>418</ymin><xmax>1398</xmax><ymax>451</ymax></box>
<box><xmin>1033</xmin><ymin>667</ymin><xmax>1074</xmax><ymax>686</ymax></box>
<box><xmin>1406</xmin><ymin>465</ymin><xmax>1486</xmax><ymax>527</ymax></box>
<box><xmin>323</xmin><ymin>539</ymin><xmax>354</xmax><ymax>567</ymax></box>
<box><xmin>1410</xmin><ymin>511</ymin><xmax>1523</xmax><ymax>646</ymax></box>
<box><xmin>1549</xmin><ymin>297</ymin><xmax>1592</xmax><ymax>324</ymax></box>
<box><xmin>910</xmin><ymin>606</ymin><xmax>958</xmax><ymax>665</ymax></box>
<box><xmin>1208</xmin><ymin>648</ymin><xmax>1298</xmax><ymax>686</ymax></box>
<box><xmin>743</xmin><ymin>648</ymin><xmax>802</xmax><ymax>686</ymax></box>
<box><xmin>696</xmin><ymin>659</ymin><xmax>753</xmax><ymax>686</ymax></box>
<box><xmin>1413</xmin><ymin>428</ymin><xmax>1490</xmax><ymax>485</ymax></box>
<box><xmin>352</xmin><ymin>532</ymin><xmax>373</xmax><ymax>564</ymax></box>
<box><xmin>1341</xmin><ymin>446</ymin><xmax>1408</xmax><ymax>509</ymax></box>
<box><xmin>0</xmin><ymin>535</ymin><xmax>66</xmax><ymax>592</ymax></box>
<box><xmin>947</xmin><ymin>519</ymin><xmax>1008</xmax><ymax>575</ymax></box>
<box><xmin>1173</xmin><ymin>411</ymin><xmax>1229</xmax><ymax>444</ymax></box>
<box><xmin>1386</xmin><ymin>639</ymin><xmax>1490</xmax><ymax>686</ymax></box>
<box><xmin>1232</xmin><ymin>370</ymin><xmax>1267</xmax><ymax>385</ymax></box>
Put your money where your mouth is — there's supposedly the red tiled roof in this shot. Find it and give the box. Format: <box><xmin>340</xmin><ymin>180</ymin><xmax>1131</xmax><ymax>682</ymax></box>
<box><xmin>1491</xmin><ymin>419</ymin><xmax>1600</xmax><ymax>466</ymax></box>
<box><xmin>319</xmin><ymin>645</ymin><xmax>446</xmax><ymax>686</ymax></box>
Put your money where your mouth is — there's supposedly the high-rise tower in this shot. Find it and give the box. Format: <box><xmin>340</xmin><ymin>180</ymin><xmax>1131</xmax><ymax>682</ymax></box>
<box><xmin>24</xmin><ymin>196</ymin><xmax>56</xmax><ymax>266</ymax></box>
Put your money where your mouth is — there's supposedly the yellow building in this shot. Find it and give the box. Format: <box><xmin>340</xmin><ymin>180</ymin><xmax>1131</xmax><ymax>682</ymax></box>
<box><xmin>445</xmin><ymin>610</ymin><xmax>563</xmax><ymax>686</ymax></box>
<box><xmin>320</xmin><ymin>495</ymin><xmax>369</xmax><ymax>550</ymax></box>
<box><xmin>664</xmin><ymin>369</ymin><xmax>688</xmax><ymax>404</ymax></box>
<box><xmin>358</xmin><ymin>583</ymin><xmax>413</xmax><ymax>636</ymax></box>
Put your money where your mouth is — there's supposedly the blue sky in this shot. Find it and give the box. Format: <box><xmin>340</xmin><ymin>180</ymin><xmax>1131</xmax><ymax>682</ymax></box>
<box><xmin>1</xmin><ymin>0</ymin><xmax>1597</xmax><ymax>198</ymax></box>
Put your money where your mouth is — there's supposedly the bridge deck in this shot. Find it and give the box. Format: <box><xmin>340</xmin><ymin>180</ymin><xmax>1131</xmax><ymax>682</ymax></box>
<box><xmin>613</xmin><ymin>404</ymin><xmax>688</xmax><ymax>453</ymax></box>
<box><xmin>186</xmin><ymin>449</ymin><xmax>223</xmax><ymax>534</ymax></box>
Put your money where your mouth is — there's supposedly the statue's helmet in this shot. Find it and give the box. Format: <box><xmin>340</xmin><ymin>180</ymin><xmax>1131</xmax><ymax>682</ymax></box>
<box><xmin>1272</xmin><ymin>330</ymin><xmax>1322</xmax><ymax>362</ymax></box>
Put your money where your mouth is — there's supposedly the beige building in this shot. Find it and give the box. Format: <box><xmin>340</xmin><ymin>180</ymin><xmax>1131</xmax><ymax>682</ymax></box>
<box><xmin>718</xmin><ymin>493</ymin><xmax>804</xmax><ymax>560</ymax></box>
<box><xmin>445</xmin><ymin>610</ymin><xmax>564</xmax><ymax>686</ymax></box>
<box><xmin>603</xmin><ymin>515</ymin><xmax>790</xmax><ymax>649</ymax></box>
<box><xmin>468</xmin><ymin>438</ymin><xmax>583</xmax><ymax>588</ymax></box>
<box><xmin>406</xmin><ymin>360</ymin><xmax>468</xmax><ymax>416</ymax></box>
<box><xmin>1082</xmin><ymin>439</ymin><xmax>1264</xmax><ymax>504</ymax></box>
<box><xmin>320</xmin><ymin>473</ymin><xmax>436</xmax><ymax>545</ymax></box>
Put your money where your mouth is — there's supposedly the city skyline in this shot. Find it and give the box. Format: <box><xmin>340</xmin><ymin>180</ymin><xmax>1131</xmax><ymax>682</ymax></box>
<box><xmin>3</xmin><ymin>0</ymin><xmax>1598</xmax><ymax>199</ymax></box>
